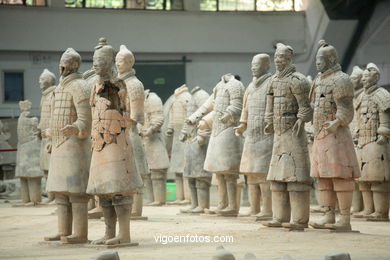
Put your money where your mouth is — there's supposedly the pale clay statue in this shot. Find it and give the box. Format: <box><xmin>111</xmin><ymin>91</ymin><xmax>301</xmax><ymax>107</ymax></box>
<box><xmin>355</xmin><ymin>63</ymin><xmax>390</xmax><ymax>221</ymax></box>
<box><xmin>87</xmin><ymin>43</ymin><xmax>143</xmax><ymax>246</ymax></box>
<box><xmin>166</xmin><ymin>84</ymin><xmax>192</xmax><ymax>204</ymax></box>
<box><xmin>38</xmin><ymin>68</ymin><xmax>56</xmax><ymax>203</ymax></box>
<box><xmin>115</xmin><ymin>45</ymin><xmax>150</xmax><ymax>218</ymax></box>
<box><xmin>309</xmin><ymin>40</ymin><xmax>360</xmax><ymax>231</ymax></box>
<box><xmin>44</xmin><ymin>48</ymin><xmax>92</xmax><ymax>243</ymax></box>
<box><xmin>188</xmin><ymin>73</ymin><xmax>244</xmax><ymax>216</ymax></box>
<box><xmin>180</xmin><ymin>86</ymin><xmax>212</xmax><ymax>214</ymax></box>
<box><xmin>261</xmin><ymin>43</ymin><xmax>312</xmax><ymax>230</ymax></box>
<box><xmin>0</xmin><ymin>120</ymin><xmax>15</xmax><ymax>165</ymax></box>
<box><xmin>141</xmin><ymin>89</ymin><xmax>170</xmax><ymax>206</ymax></box>
<box><xmin>15</xmin><ymin>100</ymin><xmax>43</xmax><ymax>205</ymax></box>
<box><xmin>350</xmin><ymin>65</ymin><xmax>364</xmax><ymax>215</ymax></box>
<box><xmin>234</xmin><ymin>54</ymin><xmax>273</xmax><ymax>219</ymax></box>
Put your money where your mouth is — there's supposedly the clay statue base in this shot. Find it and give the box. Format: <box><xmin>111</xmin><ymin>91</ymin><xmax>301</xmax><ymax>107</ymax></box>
<box><xmin>130</xmin><ymin>216</ymin><xmax>148</xmax><ymax>221</ymax></box>
<box><xmin>12</xmin><ymin>202</ymin><xmax>52</xmax><ymax>208</ymax></box>
<box><xmin>86</xmin><ymin>242</ymin><xmax>139</xmax><ymax>249</ymax></box>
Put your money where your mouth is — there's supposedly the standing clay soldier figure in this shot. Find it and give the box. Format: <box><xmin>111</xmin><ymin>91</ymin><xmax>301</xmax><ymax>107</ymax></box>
<box><xmin>261</xmin><ymin>43</ymin><xmax>312</xmax><ymax>229</ymax></box>
<box><xmin>87</xmin><ymin>44</ymin><xmax>143</xmax><ymax>246</ymax></box>
<box><xmin>188</xmin><ymin>74</ymin><xmax>244</xmax><ymax>216</ymax></box>
<box><xmin>141</xmin><ymin>90</ymin><xmax>170</xmax><ymax>206</ymax></box>
<box><xmin>116</xmin><ymin>45</ymin><xmax>150</xmax><ymax>217</ymax></box>
<box><xmin>355</xmin><ymin>63</ymin><xmax>390</xmax><ymax>221</ymax></box>
<box><xmin>234</xmin><ymin>54</ymin><xmax>273</xmax><ymax>219</ymax></box>
<box><xmin>44</xmin><ymin>48</ymin><xmax>92</xmax><ymax>243</ymax></box>
<box><xmin>309</xmin><ymin>40</ymin><xmax>360</xmax><ymax>231</ymax></box>
<box><xmin>38</xmin><ymin>68</ymin><xmax>56</xmax><ymax>203</ymax></box>
<box><xmin>15</xmin><ymin>100</ymin><xmax>43</xmax><ymax>205</ymax></box>
<box><xmin>166</xmin><ymin>84</ymin><xmax>192</xmax><ymax>204</ymax></box>
<box><xmin>350</xmin><ymin>66</ymin><xmax>364</xmax><ymax>215</ymax></box>
<box><xmin>180</xmin><ymin>87</ymin><xmax>212</xmax><ymax>214</ymax></box>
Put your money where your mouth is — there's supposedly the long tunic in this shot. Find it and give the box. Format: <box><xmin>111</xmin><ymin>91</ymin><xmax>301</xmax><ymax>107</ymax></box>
<box><xmin>239</xmin><ymin>74</ymin><xmax>273</xmax><ymax>175</ymax></box>
<box><xmin>39</xmin><ymin>85</ymin><xmax>55</xmax><ymax>171</ymax></box>
<box><xmin>46</xmin><ymin>73</ymin><xmax>92</xmax><ymax>194</ymax></box>
<box><xmin>310</xmin><ymin>64</ymin><xmax>360</xmax><ymax>179</ymax></box>
<box><xmin>265</xmin><ymin>65</ymin><xmax>312</xmax><ymax>183</ymax></box>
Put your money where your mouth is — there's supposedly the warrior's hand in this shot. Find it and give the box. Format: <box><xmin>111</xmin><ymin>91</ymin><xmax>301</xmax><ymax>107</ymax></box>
<box><xmin>234</xmin><ymin>123</ymin><xmax>247</xmax><ymax>138</ymax></box>
<box><xmin>264</xmin><ymin>123</ymin><xmax>274</xmax><ymax>135</ymax></box>
<box><xmin>60</xmin><ymin>124</ymin><xmax>79</xmax><ymax>136</ymax></box>
<box><xmin>186</xmin><ymin>115</ymin><xmax>198</xmax><ymax>125</ymax></box>
<box><xmin>376</xmin><ymin>135</ymin><xmax>387</xmax><ymax>145</ymax></box>
<box><xmin>46</xmin><ymin>143</ymin><xmax>52</xmax><ymax>153</ymax></box>
<box><xmin>292</xmin><ymin>118</ymin><xmax>304</xmax><ymax>136</ymax></box>
<box><xmin>166</xmin><ymin>128</ymin><xmax>174</xmax><ymax>136</ymax></box>
<box><xmin>218</xmin><ymin>112</ymin><xmax>231</xmax><ymax>123</ymax></box>
<box><xmin>323</xmin><ymin>119</ymin><xmax>340</xmax><ymax>134</ymax></box>
<box><xmin>197</xmin><ymin>135</ymin><xmax>206</xmax><ymax>146</ymax></box>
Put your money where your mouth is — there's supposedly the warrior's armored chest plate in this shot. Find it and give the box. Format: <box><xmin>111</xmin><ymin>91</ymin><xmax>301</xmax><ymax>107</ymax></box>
<box><xmin>358</xmin><ymin>94</ymin><xmax>379</xmax><ymax>147</ymax></box>
<box><xmin>18</xmin><ymin>115</ymin><xmax>38</xmax><ymax>144</ymax></box>
<box><xmin>51</xmin><ymin>87</ymin><xmax>77</xmax><ymax>147</ymax></box>
<box><xmin>247</xmin><ymin>87</ymin><xmax>267</xmax><ymax>142</ymax></box>
<box><xmin>272</xmin><ymin>77</ymin><xmax>298</xmax><ymax>135</ymax></box>
<box><xmin>313</xmin><ymin>78</ymin><xmax>337</xmax><ymax>135</ymax></box>
<box><xmin>40</xmin><ymin>94</ymin><xmax>53</xmax><ymax>130</ymax></box>
<box><xmin>212</xmin><ymin>84</ymin><xmax>231</xmax><ymax>136</ymax></box>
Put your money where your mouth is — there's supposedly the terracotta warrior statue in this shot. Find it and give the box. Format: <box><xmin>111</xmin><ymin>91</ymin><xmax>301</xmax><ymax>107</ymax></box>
<box><xmin>188</xmin><ymin>74</ymin><xmax>244</xmax><ymax>216</ymax></box>
<box><xmin>44</xmin><ymin>48</ymin><xmax>92</xmax><ymax>243</ymax></box>
<box><xmin>15</xmin><ymin>100</ymin><xmax>43</xmax><ymax>205</ymax></box>
<box><xmin>38</xmin><ymin>68</ymin><xmax>56</xmax><ymax>203</ymax></box>
<box><xmin>180</xmin><ymin>87</ymin><xmax>212</xmax><ymax>214</ymax></box>
<box><xmin>350</xmin><ymin>65</ymin><xmax>364</xmax><ymax>215</ymax></box>
<box><xmin>234</xmin><ymin>54</ymin><xmax>273</xmax><ymax>219</ymax></box>
<box><xmin>87</xmin><ymin>43</ymin><xmax>143</xmax><ymax>246</ymax></box>
<box><xmin>309</xmin><ymin>40</ymin><xmax>360</xmax><ymax>231</ymax></box>
<box><xmin>261</xmin><ymin>43</ymin><xmax>312</xmax><ymax>230</ymax></box>
<box><xmin>355</xmin><ymin>63</ymin><xmax>390</xmax><ymax>221</ymax></box>
<box><xmin>141</xmin><ymin>90</ymin><xmax>170</xmax><ymax>206</ymax></box>
<box><xmin>166</xmin><ymin>84</ymin><xmax>192</xmax><ymax>204</ymax></box>
<box><xmin>115</xmin><ymin>45</ymin><xmax>150</xmax><ymax>218</ymax></box>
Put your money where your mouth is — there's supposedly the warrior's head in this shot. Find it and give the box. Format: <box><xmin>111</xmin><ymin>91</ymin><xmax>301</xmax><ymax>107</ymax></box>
<box><xmin>93</xmin><ymin>42</ymin><xmax>115</xmax><ymax>78</ymax></box>
<box><xmin>59</xmin><ymin>48</ymin><xmax>81</xmax><ymax>77</ymax></box>
<box><xmin>350</xmin><ymin>66</ymin><xmax>363</xmax><ymax>91</ymax></box>
<box><xmin>39</xmin><ymin>69</ymin><xmax>56</xmax><ymax>91</ymax></box>
<box><xmin>19</xmin><ymin>100</ymin><xmax>32</xmax><ymax>112</ymax></box>
<box><xmin>274</xmin><ymin>43</ymin><xmax>293</xmax><ymax>72</ymax></box>
<box><xmin>251</xmin><ymin>53</ymin><xmax>270</xmax><ymax>78</ymax></box>
<box><xmin>316</xmin><ymin>40</ymin><xmax>338</xmax><ymax>73</ymax></box>
<box><xmin>115</xmin><ymin>45</ymin><xmax>135</xmax><ymax>76</ymax></box>
<box><xmin>361</xmin><ymin>63</ymin><xmax>380</xmax><ymax>89</ymax></box>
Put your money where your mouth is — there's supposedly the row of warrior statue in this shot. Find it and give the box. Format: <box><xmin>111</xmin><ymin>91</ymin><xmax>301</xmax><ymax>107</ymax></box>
<box><xmin>15</xmin><ymin>38</ymin><xmax>390</xmax><ymax>246</ymax></box>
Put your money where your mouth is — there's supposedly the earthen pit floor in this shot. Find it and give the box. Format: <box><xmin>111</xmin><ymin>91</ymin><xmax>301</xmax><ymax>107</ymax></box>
<box><xmin>1</xmin><ymin>201</ymin><xmax>390</xmax><ymax>260</ymax></box>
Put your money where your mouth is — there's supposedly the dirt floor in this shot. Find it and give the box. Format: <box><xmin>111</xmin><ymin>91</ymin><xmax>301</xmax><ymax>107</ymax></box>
<box><xmin>1</xmin><ymin>201</ymin><xmax>390</xmax><ymax>260</ymax></box>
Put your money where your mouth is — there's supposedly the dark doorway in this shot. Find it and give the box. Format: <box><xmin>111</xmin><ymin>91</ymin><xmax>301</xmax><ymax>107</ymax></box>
<box><xmin>134</xmin><ymin>63</ymin><xmax>185</xmax><ymax>103</ymax></box>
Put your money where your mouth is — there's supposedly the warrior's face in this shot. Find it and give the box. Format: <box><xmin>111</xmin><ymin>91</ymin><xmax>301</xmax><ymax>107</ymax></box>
<box><xmin>59</xmin><ymin>57</ymin><xmax>78</xmax><ymax>77</ymax></box>
<box><xmin>362</xmin><ymin>69</ymin><xmax>379</xmax><ymax>89</ymax></box>
<box><xmin>251</xmin><ymin>57</ymin><xmax>269</xmax><ymax>78</ymax></box>
<box><xmin>274</xmin><ymin>51</ymin><xmax>290</xmax><ymax>72</ymax></box>
<box><xmin>350</xmin><ymin>74</ymin><xmax>362</xmax><ymax>90</ymax></box>
<box><xmin>39</xmin><ymin>74</ymin><xmax>52</xmax><ymax>90</ymax></box>
<box><xmin>315</xmin><ymin>54</ymin><xmax>328</xmax><ymax>73</ymax></box>
<box><xmin>115</xmin><ymin>54</ymin><xmax>131</xmax><ymax>75</ymax></box>
<box><xmin>93</xmin><ymin>54</ymin><xmax>112</xmax><ymax>77</ymax></box>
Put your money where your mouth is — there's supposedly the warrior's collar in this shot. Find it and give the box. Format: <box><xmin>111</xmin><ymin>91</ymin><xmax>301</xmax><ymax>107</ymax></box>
<box><xmin>60</xmin><ymin>73</ymin><xmax>82</xmax><ymax>87</ymax></box>
<box><xmin>320</xmin><ymin>64</ymin><xmax>341</xmax><ymax>79</ymax></box>
<box><xmin>364</xmin><ymin>85</ymin><xmax>378</xmax><ymax>95</ymax></box>
<box><xmin>191</xmin><ymin>86</ymin><xmax>201</xmax><ymax>95</ymax></box>
<box><xmin>253</xmin><ymin>73</ymin><xmax>271</xmax><ymax>88</ymax></box>
<box><xmin>276</xmin><ymin>65</ymin><xmax>296</xmax><ymax>78</ymax></box>
<box><xmin>174</xmin><ymin>84</ymin><xmax>189</xmax><ymax>96</ymax></box>
<box><xmin>42</xmin><ymin>85</ymin><xmax>56</xmax><ymax>96</ymax></box>
<box><xmin>118</xmin><ymin>69</ymin><xmax>136</xmax><ymax>81</ymax></box>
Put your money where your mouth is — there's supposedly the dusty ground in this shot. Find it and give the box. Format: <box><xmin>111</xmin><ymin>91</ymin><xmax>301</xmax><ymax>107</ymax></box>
<box><xmin>1</xmin><ymin>201</ymin><xmax>390</xmax><ymax>260</ymax></box>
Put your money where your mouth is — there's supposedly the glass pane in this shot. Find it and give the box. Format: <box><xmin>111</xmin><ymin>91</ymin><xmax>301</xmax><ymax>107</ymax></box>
<box><xmin>219</xmin><ymin>0</ymin><xmax>235</xmax><ymax>11</ymax></box>
<box><xmin>200</xmin><ymin>0</ymin><xmax>216</xmax><ymax>11</ymax></box>
<box><xmin>26</xmin><ymin>0</ymin><xmax>46</xmax><ymax>5</ymax></box>
<box><xmin>4</xmin><ymin>72</ymin><xmax>24</xmax><ymax>102</ymax></box>
<box><xmin>1</xmin><ymin>0</ymin><xmax>23</xmax><ymax>5</ymax></box>
<box><xmin>256</xmin><ymin>0</ymin><xmax>294</xmax><ymax>11</ymax></box>
<box><xmin>126</xmin><ymin>0</ymin><xmax>145</xmax><ymax>9</ymax></box>
<box><xmin>146</xmin><ymin>0</ymin><xmax>164</xmax><ymax>10</ymax></box>
<box><xmin>169</xmin><ymin>0</ymin><xmax>183</xmax><ymax>10</ymax></box>
<box><xmin>65</xmin><ymin>0</ymin><xmax>83</xmax><ymax>7</ymax></box>
<box><xmin>237</xmin><ymin>0</ymin><xmax>254</xmax><ymax>11</ymax></box>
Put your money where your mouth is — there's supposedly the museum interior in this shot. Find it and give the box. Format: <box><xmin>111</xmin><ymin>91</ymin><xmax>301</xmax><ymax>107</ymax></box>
<box><xmin>0</xmin><ymin>0</ymin><xmax>390</xmax><ymax>259</ymax></box>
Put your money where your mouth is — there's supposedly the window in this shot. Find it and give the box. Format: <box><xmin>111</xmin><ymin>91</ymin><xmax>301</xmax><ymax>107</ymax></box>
<box><xmin>0</xmin><ymin>0</ymin><xmax>46</xmax><ymax>6</ymax></box>
<box><xmin>3</xmin><ymin>72</ymin><xmax>24</xmax><ymax>102</ymax></box>
<box><xmin>65</xmin><ymin>0</ymin><xmax>296</xmax><ymax>11</ymax></box>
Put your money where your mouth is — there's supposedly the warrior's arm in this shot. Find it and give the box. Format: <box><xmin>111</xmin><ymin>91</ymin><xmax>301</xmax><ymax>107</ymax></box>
<box><xmin>333</xmin><ymin>77</ymin><xmax>355</xmax><ymax>127</ymax></box>
<box><xmin>291</xmin><ymin>76</ymin><xmax>313</xmax><ymax>123</ymax></box>
<box><xmin>188</xmin><ymin>94</ymin><xmax>214</xmax><ymax>124</ymax></box>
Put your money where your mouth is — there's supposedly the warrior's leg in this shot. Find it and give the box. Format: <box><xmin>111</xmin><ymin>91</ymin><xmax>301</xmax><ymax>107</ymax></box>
<box><xmin>180</xmin><ymin>178</ymin><xmax>198</xmax><ymax>213</ymax></box>
<box><xmin>256</xmin><ymin>182</ymin><xmax>272</xmax><ymax>220</ymax></box>
<box><xmin>283</xmin><ymin>183</ymin><xmax>310</xmax><ymax>230</ymax></box>
<box><xmin>351</xmin><ymin>181</ymin><xmax>363</xmax><ymax>213</ymax></box>
<box><xmin>175</xmin><ymin>172</ymin><xmax>184</xmax><ymax>202</ymax></box>
<box><xmin>106</xmin><ymin>196</ymin><xmax>133</xmax><ymax>245</ymax></box>
<box><xmin>27</xmin><ymin>177</ymin><xmax>42</xmax><ymax>205</ymax></box>
<box><xmin>367</xmin><ymin>182</ymin><xmax>390</xmax><ymax>221</ymax></box>
<box><xmin>149</xmin><ymin>170</ymin><xmax>167</xmax><ymax>206</ymax></box>
<box><xmin>245</xmin><ymin>175</ymin><xmax>260</xmax><ymax>216</ymax></box>
<box><xmin>44</xmin><ymin>193</ymin><xmax>72</xmax><ymax>241</ymax></box>
<box><xmin>143</xmin><ymin>173</ymin><xmax>154</xmax><ymax>204</ymax></box>
<box><xmin>61</xmin><ymin>194</ymin><xmax>89</xmax><ymax>244</ymax></box>
<box><xmin>310</xmin><ymin>178</ymin><xmax>336</xmax><ymax>229</ymax></box>
<box><xmin>353</xmin><ymin>182</ymin><xmax>374</xmax><ymax>218</ymax></box>
<box><xmin>131</xmin><ymin>193</ymin><xmax>143</xmax><ymax>217</ymax></box>
<box><xmin>211</xmin><ymin>173</ymin><xmax>228</xmax><ymax>213</ymax></box>
<box><xmin>218</xmin><ymin>174</ymin><xmax>239</xmax><ymax>216</ymax></box>
<box><xmin>261</xmin><ymin>181</ymin><xmax>290</xmax><ymax>227</ymax></box>
<box><xmin>192</xmin><ymin>177</ymin><xmax>211</xmax><ymax>213</ymax></box>
<box><xmin>92</xmin><ymin>197</ymin><xmax>117</xmax><ymax>245</ymax></box>
<box><xmin>20</xmin><ymin>177</ymin><xmax>30</xmax><ymax>203</ymax></box>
